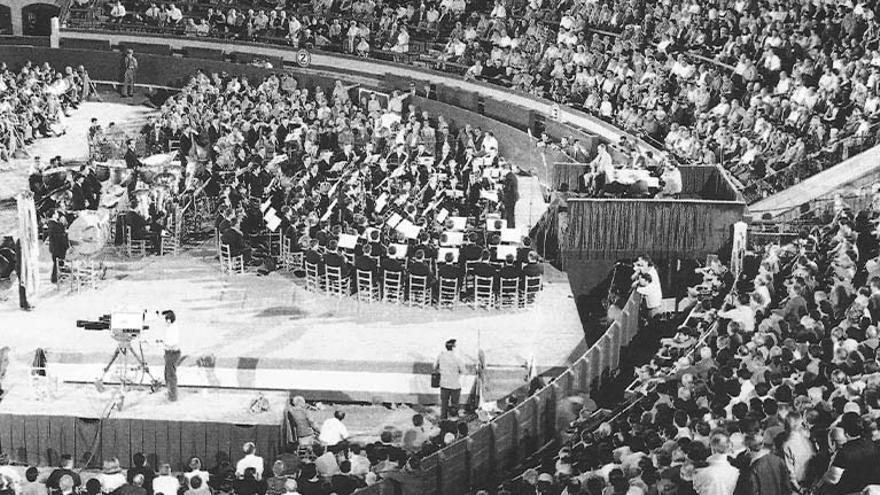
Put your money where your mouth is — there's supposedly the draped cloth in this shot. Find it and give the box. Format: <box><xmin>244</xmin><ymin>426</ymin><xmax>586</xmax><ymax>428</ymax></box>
<box><xmin>17</xmin><ymin>192</ymin><xmax>39</xmax><ymax>297</ymax></box>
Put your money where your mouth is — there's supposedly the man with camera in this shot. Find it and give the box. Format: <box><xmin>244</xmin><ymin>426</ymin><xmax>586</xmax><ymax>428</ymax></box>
<box><xmin>161</xmin><ymin>310</ymin><xmax>180</xmax><ymax>402</ymax></box>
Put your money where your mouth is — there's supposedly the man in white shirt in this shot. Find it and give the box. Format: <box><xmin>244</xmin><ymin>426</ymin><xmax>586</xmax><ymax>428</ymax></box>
<box><xmin>162</xmin><ymin>310</ymin><xmax>180</xmax><ymax>402</ymax></box>
<box><xmin>434</xmin><ymin>338</ymin><xmax>465</xmax><ymax>419</ymax></box>
<box><xmin>110</xmin><ymin>1</ymin><xmax>127</xmax><ymax>22</ymax></box>
<box><xmin>153</xmin><ymin>464</ymin><xmax>179</xmax><ymax>495</ymax></box>
<box><xmin>318</xmin><ymin>410</ymin><xmax>350</xmax><ymax>446</ymax></box>
<box><xmin>235</xmin><ymin>442</ymin><xmax>264</xmax><ymax>480</ymax></box>
<box><xmin>692</xmin><ymin>433</ymin><xmax>739</xmax><ymax>495</ymax></box>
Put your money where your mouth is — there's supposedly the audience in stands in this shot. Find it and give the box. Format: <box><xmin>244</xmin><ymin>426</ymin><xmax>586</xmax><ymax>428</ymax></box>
<box><xmin>491</xmin><ymin>193</ymin><xmax>880</xmax><ymax>494</ymax></box>
<box><xmin>76</xmin><ymin>0</ymin><xmax>880</xmax><ymax>202</ymax></box>
<box><xmin>0</xmin><ymin>61</ymin><xmax>85</xmax><ymax>162</ymax></box>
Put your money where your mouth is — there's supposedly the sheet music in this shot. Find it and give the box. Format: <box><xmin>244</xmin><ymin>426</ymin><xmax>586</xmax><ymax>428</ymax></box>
<box><xmin>260</xmin><ymin>198</ymin><xmax>272</xmax><ymax>213</ymax></box>
<box><xmin>386</xmin><ymin>213</ymin><xmax>403</xmax><ymax>228</ymax></box>
<box><xmin>389</xmin><ymin>243</ymin><xmax>409</xmax><ymax>259</ymax></box>
<box><xmin>375</xmin><ymin>193</ymin><xmax>388</xmax><ymax>213</ymax></box>
<box><xmin>486</xmin><ymin>218</ymin><xmax>507</xmax><ymax>231</ymax></box>
<box><xmin>449</xmin><ymin>216</ymin><xmax>467</xmax><ymax>231</ymax></box>
<box><xmin>495</xmin><ymin>244</ymin><xmax>518</xmax><ymax>260</ymax></box>
<box><xmin>396</xmin><ymin>219</ymin><xmax>422</xmax><ymax>240</ymax></box>
<box><xmin>436</xmin><ymin>208</ymin><xmax>449</xmax><ymax>224</ymax></box>
<box><xmin>338</xmin><ymin>233</ymin><xmax>358</xmax><ymax>250</ymax></box>
<box><xmin>265</xmin><ymin>210</ymin><xmax>281</xmax><ymax>232</ymax></box>
<box><xmin>440</xmin><ymin>231</ymin><xmax>464</xmax><ymax>247</ymax></box>
<box><xmin>500</xmin><ymin>228</ymin><xmax>521</xmax><ymax>244</ymax></box>
<box><xmin>437</xmin><ymin>247</ymin><xmax>460</xmax><ymax>262</ymax></box>
<box><xmin>480</xmin><ymin>189</ymin><xmax>499</xmax><ymax>203</ymax></box>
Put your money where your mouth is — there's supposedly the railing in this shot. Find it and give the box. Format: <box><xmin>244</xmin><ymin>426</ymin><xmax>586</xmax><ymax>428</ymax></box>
<box><xmin>351</xmin><ymin>291</ymin><xmax>643</xmax><ymax>495</ymax></box>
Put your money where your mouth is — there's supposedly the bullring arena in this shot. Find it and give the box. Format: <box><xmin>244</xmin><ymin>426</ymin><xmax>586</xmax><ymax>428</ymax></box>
<box><xmin>0</xmin><ymin>3</ymin><xmax>878</xmax><ymax>495</ymax></box>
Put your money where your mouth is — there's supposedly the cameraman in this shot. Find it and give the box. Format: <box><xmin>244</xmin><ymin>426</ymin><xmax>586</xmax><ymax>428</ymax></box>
<box><xmin>161</xmin><ymin>310</ymin><xmax>180</xmax><ymax>402</ymax></box>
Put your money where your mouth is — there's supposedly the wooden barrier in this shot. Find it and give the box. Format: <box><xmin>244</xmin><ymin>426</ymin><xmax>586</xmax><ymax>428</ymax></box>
<box><xmin>351</xmin><ymin>292</ymin><xmax>643</xmax><ymax>495</ymax></box>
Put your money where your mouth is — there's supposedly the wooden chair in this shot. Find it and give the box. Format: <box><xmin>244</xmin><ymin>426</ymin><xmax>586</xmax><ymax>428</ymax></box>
<box><xmin>281</xmin><ymin>238</ymin><xmax>304</xmax><ymax>272</ymax></box>
<box><xmin>407</xmin><ymin>273</ymin><xmax>431</xmax><ymax>307</ymax></box>
<box><xmin>437</xmin><ymin>275</ymin><xmax>460</xmax><ymax>309</ymax></box>
<box><xmin>125</xmin><ymin>226</ymin><xmax>148</xmax><ymax>257</ymax></box>
<box><xmin>324</xmin><ymin>264</ymin><xmax>351</xmax><ymax>297</ymax></box>
<box><xmin>304</xmin><ymin>260</ymin><xmax>322</xmax><ymax>292</ymax></box>
<box><xmin>356</xmin><ymin>269</ymin><xmax>379</xmax><ymax>303</ymax></box>
<box><xmin>219</xmin><ymin>243</ymin><xmax>244</xmax><ymax>274</ymax></box>
<box><xmin>498</xmin><ymin>276</ymin><xmax>520</xmax><ymax>309</ymax></box>
<box><xmin>473</xmin><ymin>275</ymin><xmax>495</xmax><ymax>309</ymax></box>
<box><xmin>521</xmin><ymin>275</ymin><xmax>543</xmax><ymax>308</ymax></box>
<box><xmin>382</xmin><ymin>270</ymin><xmax>404</xmax><ymax>304</ymax></box>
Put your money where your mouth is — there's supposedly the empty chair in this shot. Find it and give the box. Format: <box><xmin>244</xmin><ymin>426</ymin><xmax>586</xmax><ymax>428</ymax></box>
<box><xmin>160</xmin><ymin>221</ymin><xmax>181</xmax><ymax>256</ymax></box>
<box><xmin>521</xmin><ymin>274</ymin><xmax>543</xmax><ymax>307</ymax></box>
<box><xmin>407</xmin><ymin>274</ymin><xmax>431</xmax><ymax>307</ymax></box>
<box><xmin>382</xmin><ymin>270</ymin><xmax>404</xmax><ymax>304</ymax></box>
<box><xmin>324</xmin><ymin>264</ymin><xmax>351</xmax><ymax>297</ymax></box>
<box><xmin>54</xmin><ymin>258</ymin><xmax>72</xmax><ymax>287</ymax></box>
<box><xmin>72</xmin><ymin>259</ymin><xmax>101</xmax><ymax>292</ymax></box>
<box><xmin>498</xmin><ymin>276</ymin><xmax>520</xmax><ymax>309</ymax></box>
<box><xmin>219</xmin><ymin>243</ymin><xmax>244</xmax><ymax>274</ymax></box>
<box><xmin>473</xmin><ymin>275</ymin><xmax>495</xmax><ymax>309</ymax></box>
<box><xmin>356</xmin><ymin>269</ymin><xmax>379</xmax><ymax>303</ymax></box>
<box><xmin>125</xmin><ymin>225</ymin><xmax>148</xmax><ymax>257</ymax></box>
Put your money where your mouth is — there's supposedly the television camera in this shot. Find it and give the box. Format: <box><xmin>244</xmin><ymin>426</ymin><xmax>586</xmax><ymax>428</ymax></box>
<box><xmin>78</xmin><ymin>311</ymin><xmax>163</xmax><ymax>396</ymax></box>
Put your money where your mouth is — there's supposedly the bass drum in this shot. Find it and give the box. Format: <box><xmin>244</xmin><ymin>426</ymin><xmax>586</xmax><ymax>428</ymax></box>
<box><xmin>67</xmin><ymin>209</ymin><xmax>110</xmax><ymax>258</ymax></box>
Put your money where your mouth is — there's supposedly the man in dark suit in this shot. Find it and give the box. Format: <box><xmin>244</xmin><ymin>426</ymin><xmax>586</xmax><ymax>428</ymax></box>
<box><xmin>323</xmin><ymin>240</ymin><xmax>352</xmax><ymax>279</ymax></box>
<box><xmin>220</xmin><ymin>220</ymin><xmax>252</xmax><ymax>263</ymax></box>
<box><xmin>502</xmin><ymin>163</ymin><xmax>519</xmax><ymax>228</ymax></box>
<box><xmin>47</xmin><ymin>210</ymin><xmax>69</xmax><ymax>284</ymax></box>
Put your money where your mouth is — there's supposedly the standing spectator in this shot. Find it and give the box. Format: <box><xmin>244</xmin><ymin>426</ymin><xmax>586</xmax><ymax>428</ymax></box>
<box><xmin>281</xmin><ymin>395</ymin><xmax>319</xmax><ymax>447</ymax></box>
<box><xmin>434</xmin><ymin>338</ymin><xmax>465</xmax><ymax>419</ymax></box>
<box><xmin>120</xmin><ymin>49</ymin><xmax>138</xmax><ymax>98</ymax></box>
<box><xmin>318</xmin><ymin>411</ymin><xmax>349</xmax><ymax>448</ymax></box>
<box><xmin>236</xmin><ymin>443</ymin><xmax>265</xmax><ymax>480</ymax></box>
<box><xmin>162</xmin><ymin>310</ymin><xmax>180</xmax><ymax>402</ymax></box>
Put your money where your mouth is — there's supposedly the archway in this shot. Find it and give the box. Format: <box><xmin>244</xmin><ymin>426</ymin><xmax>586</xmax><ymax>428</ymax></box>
<box><xmin>0</xmin><ymin>5</ymin><xmax>11</xmax><ymax>34</ymax></box>
<box><xmin>21</xmin><ymin>3</ymin><xmax>59</xmax><ymax>36</ymax></box>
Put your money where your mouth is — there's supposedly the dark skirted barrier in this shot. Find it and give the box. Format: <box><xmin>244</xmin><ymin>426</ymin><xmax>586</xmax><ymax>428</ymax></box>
<box><xmin>563</xmin><ymin>198</ymin><xmax>746</xmax><ymax>260</ymax></box>
<box><xmin>0</xmin><ymin>414</ymin><xmax>278</xmax><ymax>472</ymax></box>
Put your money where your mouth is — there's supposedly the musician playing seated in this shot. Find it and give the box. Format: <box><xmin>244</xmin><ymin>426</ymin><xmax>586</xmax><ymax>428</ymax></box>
<box><xmin>438</xmin><ymin>252</ymin><xmax>462</xmax><ymax>281</ymax></box>
<box><xmin>323</xmin><ymin>240</ymin><xmax>352</xmax><ymax>279</ymax></box>
<box><xmin>460</xmin><ymin>232</ymin><xmax>482</xmax><ymax>269</ymax></box>
<box><xmin>220</xmin><ymin>219</ymin><xmax>253</xmax><ymax>263</ymax></box>
<box><xmin>472</xmin><ymin>250</ymin><xmax>498</xmax><ymax>281</ymax></box>
<box><xmin>522</xmin><ymin>251</ymin><xmax>544</xmax><ymax>278</ymax></box>
<box><xmin>407</xmin><ymin>249</ymin><xmax>433</xmax><ymax>286</ymax></box>
<box><xmin>304</xmin><ymin>239</ymin><xmax>325</xmax><ymax>275</ymax></box>
<box><xmin>499</xmin><ymin>254</ymin><xmax>523</xmax><ymax>283</ymax></box>
<box><xmin>381</xmin><ymin>245</ymin><xmax>404</xmax><ymax>276</ymax></box>
<box><xmin>355</xmin><ymin>244</ymin><xmax>379</xmax><ymax>278</ymax></box>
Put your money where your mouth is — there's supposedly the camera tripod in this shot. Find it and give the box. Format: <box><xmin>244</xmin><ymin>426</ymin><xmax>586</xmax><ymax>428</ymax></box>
<box><xmin>94</xmin><ymin>339</ymin><xmax>162</xmax><ymax>401</ymax></box>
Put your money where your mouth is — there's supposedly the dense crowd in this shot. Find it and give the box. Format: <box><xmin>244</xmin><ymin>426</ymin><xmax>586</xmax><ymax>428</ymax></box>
<box><xmin>0</xmin><ymin>61</ymin><xmax>91</xmax><ymax>162</ymax></box>
<box><xmin>492</xmin><ymin>192</ymin><xmax>880</xmax><ymax>495</ymax></box>
<box><xmin>0</xmin><ymin>418</ymin><xmax>476</xmax><ymax>495</ymax></box>
<box><xmin>74</xmin><ymin>0</ymin><xmax>880</xmax><ymax>201</ymax></box>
